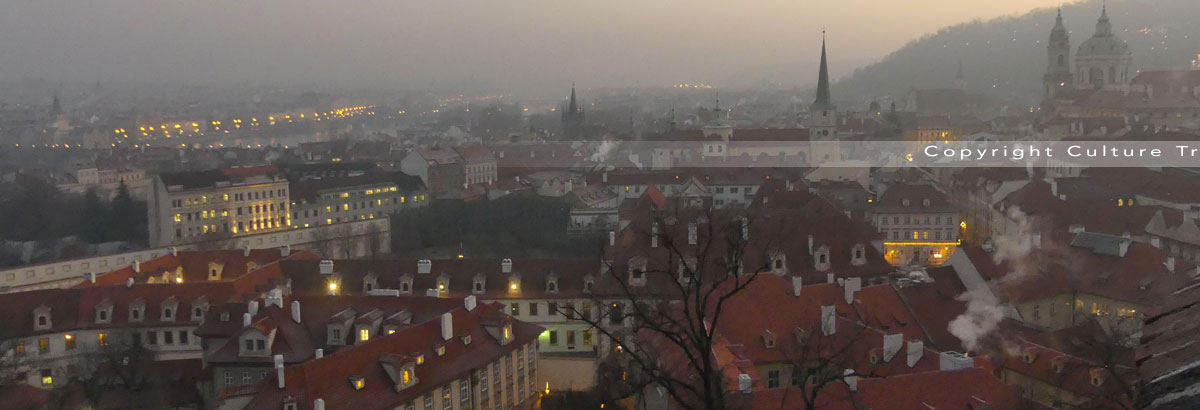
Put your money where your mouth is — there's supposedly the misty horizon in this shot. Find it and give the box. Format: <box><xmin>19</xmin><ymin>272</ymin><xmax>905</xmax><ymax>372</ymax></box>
<box><xmin>0</xmin><ymin>0</ymin><xmax>1069</xmax><ymax>97</ymax></box>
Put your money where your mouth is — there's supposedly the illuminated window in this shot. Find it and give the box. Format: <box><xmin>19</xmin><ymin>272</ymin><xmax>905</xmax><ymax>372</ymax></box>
<box><xmin>402</xmin><ymin>370</ymin><xmax>412</xmax><ymax>384</ymax></box>
<box><xmin>39</xmin><ymin>337</ymin><xmax>49</xmax><ymax>353</ymax></box>
<box><xmin>14</xmin><ymin>342</ymin><xmax>24</xmax><ymax>356</ymax></box>
<box><xmin>64</xmin><ymin>334</ymin><xmax>75</xmax><ymax>350</ymax></box>
<box><xmin>359</xmin><ymin>328</ymin><xmax>370</xmax><ymax>342</ymax></box>
<box><xmin>343</xmin><ymin>204</ymin><xmax>350</xmax><ymax>211</ymax></box>
<box><xmin>98</xmin><ymin>333</ymin><xmax>108</xmax><ymax>346</ymax></box>
<box><xmin>174</xmin><ymin>214</ymin><xmax>182</xmax><ymax>222</ymax></box>
<box><xmin>40</xmin><ymin>369</ymin><xmax>52</xmax><ymax>386</ymax></box>
<box><xmin>913</xmin><ymin>231</ymin><xmax>919</xmax><ymax>240</ymax></box>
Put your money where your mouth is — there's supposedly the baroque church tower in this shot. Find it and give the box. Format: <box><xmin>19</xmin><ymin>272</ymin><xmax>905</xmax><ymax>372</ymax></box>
<box><xmin>1044</xmin><ymin>7</ymin><xmax>1074</xmax><ymax>101</ymax></box>
<box><xmin>1074</xmin><ymin>4</ymin><xmax>1133</xmax><ymax>90</ymax></box>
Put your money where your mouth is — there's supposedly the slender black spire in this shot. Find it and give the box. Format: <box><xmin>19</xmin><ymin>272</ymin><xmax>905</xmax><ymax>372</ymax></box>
<box><xmin>813</xmin><ymin>31</ymin><xmax>833</xmax><ymax>111</ymax></box>
<box><xmin>567</xmin><ymin>83</ymin><xmax>579</xmax><ymax>114</ymax></box>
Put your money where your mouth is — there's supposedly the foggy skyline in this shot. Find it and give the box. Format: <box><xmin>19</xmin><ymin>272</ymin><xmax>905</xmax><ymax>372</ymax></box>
<box><xmin>1</xmin><ymin>0</ymin><xmax>1066</xmax><ymax>96</ymax></box>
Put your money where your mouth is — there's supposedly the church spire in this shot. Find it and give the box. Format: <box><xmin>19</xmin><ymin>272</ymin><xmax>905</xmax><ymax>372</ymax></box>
<box><xmin>812</xmin><ymin>31</ymin><xmax>833</xmax><ymax>111</ymax></box>
<box><xmin>1095</xmin><ymin>1</ymin><xmax>1112</xmax><ymax>37</ymax></box>
<box><xmin>567</xmin><ymin>83</ymin><xmax>579</xmax><ymax>114</ymax></box>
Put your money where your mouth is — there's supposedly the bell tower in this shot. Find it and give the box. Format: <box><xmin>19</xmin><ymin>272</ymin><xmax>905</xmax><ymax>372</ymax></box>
<box><xmin>1043</xmin><ymin>7</ymin><xmax>1073</xmax><ymax>101</ymax></box>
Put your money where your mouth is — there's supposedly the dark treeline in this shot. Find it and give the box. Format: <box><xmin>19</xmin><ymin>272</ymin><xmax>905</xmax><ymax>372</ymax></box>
<box><xmin>390</xmin><ymin>193</ymin><xmax>602</xmax><ymax>258</ymax></box>
<box><xmin>0</xmin><ymin>175</ymin><xmax>147</xmax><ymax>245</ymax></box>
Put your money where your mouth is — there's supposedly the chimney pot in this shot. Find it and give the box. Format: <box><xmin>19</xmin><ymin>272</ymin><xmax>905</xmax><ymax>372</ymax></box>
<box><xmin>315</xmin><ymin>348</ymin><xmax>324</xmax><ymax>359</ymax></box>
<box><xmin>791</xmin><ymin>276</ymin><xmax>803</xmax><ymax>297</ymax></box>
<box><xmin>820</xmin><ymin>305</ymin><xmax>836</xmax><ymax>336</ymax></box>
<box><xmin>243</xmin><ymin>246</ymin><xmax>251</xmax><ymax>257</ymax></box>
<box><xmin>248</xmin><ymin>300</ymin><xmax>259</xmax><ymax>316</ymax></box>
<box><xmin>274</xmin><ymin>354</ymin><xmax>285</xmax><ymax>388</ymax></box>
<box><xmin>907</xmin><ymin>340</ymin><xmax>925</xmax><ymax>367</ymax></box>
<box><xmin>843</xmin><ymin>277</ymin><xmax>862</xmax><ymax>304</ymax></box>
<box><xmin>737</xmin><ymin>374</ymin><xmax>752</xmax><ymax>393</ymax></box>
<box><xmin>243</xmin><ymin>312</ymin><xmax>252</xmax><ymax>328</ymax></box>
<box><xmin>125</xmin><ymin>277</ymin><xmax>134</xmax><ymax>288</ymax></box>
<box><xmin>464</xmin><ymin>295</ymin><xmax>477</xmax><ymax>311</ymax></box>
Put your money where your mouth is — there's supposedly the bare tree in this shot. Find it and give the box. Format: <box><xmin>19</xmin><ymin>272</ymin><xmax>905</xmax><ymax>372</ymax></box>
<box><xmin>560</xmin><ymin>199</ymin><xmax>793</xmax><ymax>410</ymax></box>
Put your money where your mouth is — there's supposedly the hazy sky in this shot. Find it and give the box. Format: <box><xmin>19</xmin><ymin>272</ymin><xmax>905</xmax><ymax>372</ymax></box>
<box><xmin>0</xmin><ymin>0</ymin><xmax>1066</xmax><ymax>95</ymax></box>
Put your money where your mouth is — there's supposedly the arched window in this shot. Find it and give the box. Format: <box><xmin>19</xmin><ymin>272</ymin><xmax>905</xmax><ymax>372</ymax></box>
<box><xmin>1057</xmin><ymin>54</ymin><xmax>1065</xmax><ymax>67</ymax></box>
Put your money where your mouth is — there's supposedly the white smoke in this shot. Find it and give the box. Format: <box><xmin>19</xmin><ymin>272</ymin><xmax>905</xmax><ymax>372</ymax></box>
<box><xmin>948</xmin><ymin>290</ymin><xmax>1006</xmax><ymax>352</ymax></box>
<box><xmin>948</xmin><ymin>206</ymin><xmax>1037</xmax><ymax>352</ymax></box>
<box><xmin>590</xmin><ymin>140</ymin><xmax>618</xmax><ymax>163</ymax></box>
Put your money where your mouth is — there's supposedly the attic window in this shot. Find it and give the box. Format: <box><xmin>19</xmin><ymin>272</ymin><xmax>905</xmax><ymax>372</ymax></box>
<box><xmin>349</xmin><ymin>375</ymin><xmax>365</xmax><ymax>390</ymax></box>
<box><xmin>36</xmin><ymin>315</ymin><xmax>48</xmax><ymax>328</ymax></box>
<box><xmin>583</xmin><ymin>279</ymin><xmax>593</xmax><ymax>293</ymax></box>
<box><xmin>415</xmin><ymin>354</ymin><xmax>425</xmax><ymax>365</ymax></box>
<box><xmin>401</xmin><ymin>282</ymin><xmax>411</xmax><ymax>292</ymax></box>
<box><xmin>547</xmin><ymin>279</ymin><xmax>558</xmax><ymax>293</ymax></box>
<box><xmin>436</xmin><ymin>345</ymin><xmax>446</xmax><ymax>356</ymax></box>
<box><xmin>402</xmin><ymin>369</ymin><xmax>413</xmax><ymax>384</ymax></box>
<box><xmin>922</xmin><ymin>199</ymin><xmax>931</xmax><ymax>207</ymax></box>
<box><xmin>902</xmin><ymin>199</ymin><xmax>910</xmax><ymax>206</ymax></box>
<box><xmin>220</xmin><ymin>312</ymin><xmax>230</xmax><ymax>322</ymax></box>
<box><xmin>462</xmin><ymin>335</ymin><xmax>472</xmax><ymax>345</ymax></box>
<box><xmin>474</xmin><ymin>281</ymin><xmax>484</xmax><ymax>293</ymax></box>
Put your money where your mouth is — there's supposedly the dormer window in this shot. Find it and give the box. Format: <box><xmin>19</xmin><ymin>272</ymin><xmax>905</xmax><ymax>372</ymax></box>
<box><xmin>358</xmin><ymin>326</ymin><xmax>371</xmax><ymax>343</ymax></box>
<box><xmin>851</xmin><ymin>244</ymin><xmax>866</xmax><ymax>266</ymax></box>
<box><xmin>793</xmin><ymin>327</ymin><xmax>807</xmax><ymax>346</ymax></box>
<box><xmin>1022</xmin><ymin>349</ymin><xmax>1038</xmax><ymax>364</ymax></box>
<box><xmin>902</xmin><ymin>199</ymin><xmax>911</xmax><ymax>206</ymax></box>
<box><xmin>583</xmin><ymin>276</ymin><xmax>594</xmax><ymax>293</ymax></box>
<box><xmin>546</xmin><ymin>275</ymin><xmax>559</xmax><ymax>293</ymax></box>
<box><xmin>349</xmin><ymin>375</ymin><xmax>365</xmax><ymax>390</ymax></box>
<box><xmin>922</xmin><ymin>199</ymin><xmax>931</xmax><ymax>207</ymax></box>
<box><xmin>239</xmin><ymin>329</ymin><xmax>271</xmax><ymax>357</ymax></box>
<box><xmin>436</xmin><ymin>344</ymin><xmax>446</xmax><ymax>356</ymax></box>
<box><xmin>508</xmin><ymin>274</ymin><xmax>521</xmax><ymax>293</ymax></box>
<box><xmin>399</xmin><ymin>275</ymin><xmax>413</xmax><ymax>294</ymax></box>
<box><xmin>503</xmin><ymin>324</ymin><xmax>513</xmax><ymax>342</ymax></box>
<box><xmin>628</xmin><ymin>256</ymin><xmax>648</xmax><ymax>286</ymax></box>
<box><xmin>192</xmin><ymin>297</ymin><xmax>209</xmax><ymax>321</ymax></box>
<box><xmin>814</xmin><ymin>246</ymin><xmax>831</xmax><ymax>271</ymax></box>
<box><xmin>363</xmin><ymin>272</ymin><xmax>378</xmax><ymax>293</ymax></box>
<box><xmin>161</xmin><ymin>297</ymin><xmax>178</xmax><ymax>321</ymax></box>
<box><xmin>33</xmin><ymin>305</ymin><xmax>52</xmax><ymax>331</ymax></box>
<box><xmin>436</xmin><ymin>273</ymin><xmax>449</xmax><ymax>293</ymax></box>
<box><xmin>129</xmin><ymin>300</ymin><xmax>146</xmax><ymax>322</ymax></box>
<box><xmin>95</xmin><ymin>300</ymin><xmax>113</xmax><ymax>324</ymax></box>
<box><xmin>762</xmin><ymin>330</ymin><xmax>776</xmax><ymax>348</ymax></box>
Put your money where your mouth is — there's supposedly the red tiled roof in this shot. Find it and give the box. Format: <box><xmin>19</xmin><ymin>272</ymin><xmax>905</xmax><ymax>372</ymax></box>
<box><xmin>241</xmin><ymin>302</ymin><xmax>541</xmax><ymax>410</ymax></box>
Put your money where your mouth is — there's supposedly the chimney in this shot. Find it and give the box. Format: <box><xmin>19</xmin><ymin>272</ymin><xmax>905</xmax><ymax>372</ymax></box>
<box><xmin>807</xmin><ymin>235</ymin><xmax>814</xmax><ymax>255</ymax></box>
<box><xmin>87</xmin><ymin>272</ymin><xmax>96</xmax><ymax>283</ymax></box>
<box><xmin>291</xmin><ymin>301</ymin><xmax>301</xmax><ymax>323</ymax></box>
<box><xmin>939</xmin><ymin>351</ymin><xmax>974</xmax><ymax>371</ymax></box>
<box><xmin>441</xmin><ymin>312</ymin><xmax>454</xmax><ymax>341</ymax></box>
<box><xmin>501</xmin><ymin>258</ymin><xmax>513</xmax><ymax>273</ymax></box>
<box><xmin>609</xmin><ymin>231</ymin><xmax>615</xmax><ymax>247</ymax></box>
<box><xmin>314</xmin><ymin>348</ymin><xmax>324</xmax><ymax>359</ymax></box>
<box><xmin>274</xmin><ymin>354</ymin><xmax>285</xmax><ymax>388</ymax></box>
<box><xmin>1151</xmin><ymin>236</ymin><xmax>1162</xmax><ymax>248</ymax></box>
<box><xmin>265</xmin><ymin>289</ymin><xmax>283</xmax><ymax>308</ymax></box>
<box><xmin>1167</xmin><ymin>256</ymin><xmax>1177</xmax><ymax>273</ymax></box>
<box><xmin>843</xmin><ymin>369</ymin><xmax>857</xmax><ymax>392</ymax></box>
<box><xmin>281</xmin><ymin>245</ymin><xmax>291</xmax><ymax>257</ymax></box>
<box><xmin>652</xmin><ymin>222</ymin><xmax>660</xmax><ymax>248</ymax></box>
<box><xmin>319</xmin><ymin>260</ymin><xmax>334</xmax><ymax>275</ymax></box>
<box><xmin>907</xmin><ymin>340</ymin><xmax>924</xmax><ymax>367</ymax></box>
<box><xmin>243</xmin><ymin>245</ymin><xmax>251</xmax><ymax>257</ymax></box>
<box><xmin>243</xmin><ymin>312</ymin><xmax>252</xmax><ymax>328</ymax></box>
<box><xmin>741</xmin><ymin>217</ymin><xmax>749</xmax><ymax>241</ymax></box>
<box><xmin>170</xmin><ymin>246</ymin><xmax>178</xmax><ymax>256</ymax></box>
<box><xmin>883</xmin><ymin>333</ymin><xmax>903</xmax><ymax>362</ymax></box>
<box><xmin>826</xmin><ymin>273</ymin><xmax>835</xmax><ymax>284</ymax></box>
<box><xmin>737</xmin><ymin>374</ymin><xmax>752</xmax><ymax>393</ymax></box>
<box><xmin>248</xmin><ymin>300</ymin><xmax>259</xmax><ymax>316</ymax></box>
<box><xmin>132</xmin><ymin>260</ymin><xmax>140</xmax><ymax>273</ymax></box>
<box><xmin>602</xmin><ymin>172</ymin><xmax>608</xmax><ymax>183</ymax></box>
<box><xmin>313</xmin><ymin>399</ymin><xmax>325</xmax><ymax>410</ymax></box>
<box><xmin>417</xmin><ymin>259</ymin><xmax>432</xmax><ymax>274</ymax></box>
<box><xmin>843</xmin><ymin>277</ymin><xmax>862</xmax><ymax>304</ymax></box>
<box><xmin>464</xmin><ymin>295</ymin><xmax>477</xmax><ymax>312</ymax></box>
<box><xmin>1031</xmin><ymin>233</ymin><xmax>1042</xmax><ymax>249</ymax></box>
<box><xmin>687</xmin><ymin>223</ymin><xmax>697</xmax><ymax>245</ymax></box>
<box><xmin>791</xmin><ymin>276</ymin><xmax>803</xmax><ymax>297</ymax></box>
<box><xmin>425</xmin><ymin>289</ymin><xmax>439</xmax><ymax>297</ymax></box>
<box><xmin>820</xmin><ymin>305</ymin><xmax>836</xmax><ymax>336</ymax></box>
<box><xmin>125</xmin><ymin>277</ymin><xmax>134</xmax><ymax>288</ymax></box>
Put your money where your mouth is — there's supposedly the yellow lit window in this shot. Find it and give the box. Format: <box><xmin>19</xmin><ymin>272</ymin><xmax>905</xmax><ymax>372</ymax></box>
<box><xmin>402</xmin><ymin>370</ymin><xmax>411</xmax><ymax>384</ymax></box>
<box><xmin>326</xmin><ymin>206</ymin><xmax>333</xmax><ymax>212</ymax></box>
<box><xmin>340</xmin><ymin>192</ymin><xmax>349</xmax><ymax>198</ymax></box>
<box><xmin>342</xmin><ymin>204</ymin><xmax>349</xmax><ymax>211</ymax></box>
<box><xmin>583</xmin><ymin>330</ymin><xmax>592</xmax><ymax>345</ymax></box>
<box><xmin>223</xmin><ymin>194</ymin><xmax>230</xmax><ymax>201</ymax></box>
<box><xmin>1075</xmin><ymin>299</ymin><xmax>1084</xmax><ymax>310</ymax></box>
<box><xmin>174</xmin><ymin>214</ymin><xmax>182</xmax><ymax>222</ymax></box>
<box><xmin>923</xmin><ymin>232</ymin><xmax>929</xmax><ymax>240</ymax></box>
<box><xmin>41</xmin><ymin>375</ymin><xmax>52</xmax><ymax>386</ymax></box>
<box><xmin>98</xmin><ymin>333</ymin><xmax>108</xmax><ymax>346</ymax></box>
<box><xmin>912</xmin><ymin>231</ymin><xmax>919</xmax><ymax>240</ymax></box>
<box><xmin>353</xmin><ymin>378</ymin><xmax>364</xmax><ymax>390</ymax></box>
<box><xmin>359</xmin><ymin>328</ymin><xmax>369</xmax><ymax>342</ymax></box>
<box><xmin>377</xmin><ymin>199</ymin><xmax>383</xmax><ymax>206</ymax></box>
<box><xmin>14</xmin><ymin>342</ymin><xmax>24</xmax><ymax>355</ymax></box>
<box><xmin>326</xmin><ymin>219</ymin><xmax>333</xmax><ymax>225</ymax></box>
<box><xmin>221</xmin><ymin>210</ymin><xmax>228</xmax><ymax>217</ymax></box>
<box><xmin>504</xmin><ymin>326</ymin><xmax>512</xmax><ymax>339</ymax></box>
<box><xmin>400</xmin><ymin>196</ymin><xmax>405</xmax><ymax>203</ymax></box>
<box><xmin>387</xmin><ymin>329</ymin><xmax>396</xmax><ymax>335</ymax></box>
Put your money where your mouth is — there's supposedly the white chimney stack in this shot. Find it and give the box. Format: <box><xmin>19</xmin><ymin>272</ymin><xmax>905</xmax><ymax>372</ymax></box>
<box><xmin>170</xmin><ymin>246</ymin><xmax>178</xmax><ymax>256</ymax></box>
<box><xmin>843</xmin><ymin>277</ymin><xmax>862</xmax><ymax>304</ymax></box>
<box><xmin>609</xmin><ymin>231</ymin><xmax>616</xmax><ymax>247</ymax></box>
<box><xmin>319</xmin><ymin>260</ymin><xmax>334</xmax><ymax>275</ymax></box>
<box><xmin>939</xmin><ymin>351</ymin><xmax>974</xmax><ymax>371</ymax></box>
<box><xmin>274</xmin><ymin>354</ymin><xmax>285</xmax><ymax>388</ymax></box>
<box><xmin>807</xmin><ymin>235</ymin><xmax>814</xmax><ymax>255</ymax></box>
<box><xmin>464</xmin><ymin>295</ymin><xmax>477</xmax><ymax>312</ymax></box>
<box><xmin>87</xmin><ymin>271</ymin><xmax>96</xmax><ymax>283</ymax></box>
<box><xmin>791</xmin><ymin>276</ymin><xmax>803</xmax><ymax>297</ymax></box>
<box><xmin>501</xmin><ymin>258</ymin><xmax>513</xmax><ymax>273</ymax></box>
<box><xmin>441</xmin><ymin>312</ymin><xmax>454</xmax><ymax>341</ymax></box>
<box><xmin>314</xmin><ymin>348</ymin><xmax>324</xmax><ymax>359</ymax></box>
<box><xmin>883</xmin><ymin>333</ymin><xmax>903</xmax><ymax>362</ymax></box>
<box><xmin>313</xmin><ymin>399</ymin><xmax>325</xmax><ymax>410</ymax></box>
<box><xmin>132</xmin><ymin>260</ymin><xmax>140</xmax><ymax>273</ymax></box>
<box><xmin>243</xmin><ymin>245</ymin><xmax>251</xmax><ymax>257</ymax></box>
<box><xmin>248</xmin><ymin>300</ymin><xmax>259</xmax><ymax>316</ymax></box>
<box><xmin>820</xmin><ymin>305</ymin><xmax>836</xmax><ymax>336</ymax></box>
<box><xmin>907</xmin><ymin>340</ymin><xmax>924</xmax><ymax>367</ymax></box>
<box><xmin>651</xmin><ymin>222</ymin><xmax>660</xmax><ymax>248</ymax></box>
<box><xmin>602</xmin><ymin>172</ymin><xmax>608</xmax><ymax>183</ymax></box>
<box><xmin>291</xmin><ymin>301</ymin><xmax>301</xmax><ymax>323</ymax></box>
<box><xmin>125</xmin><ymin>277</ymin><xmax>134</xmax><ymax>288</ymax></box>
<box><xmin>243</xmin><ymin>312</ymin><xmax>252</xmax><ymax>328</ymax></box>
<box><xmin>826</xmin><ymin>273</ymin><xmax>835</xmax><ymax>284</ymax></box>
<box><xmin>1167</xmin><ymin>256</ymin><xmax>1177</xmax><ymax>273</ymax></box>
<box><xmin>843</xmin><ymin>369</ymin><xmax>857</xmax><ymax>392</ymax></box>
<box><xmin>738</xmin><ymin>374</ymin><xmax>752</xmax><ymax>393</ymax></box>
<box><xmin>281</xmin><ymin>245</ymin><xmax>291</xmax><ymax>257</ymax></box>
<box><xmin>417</xmin><ymin>259</ymin><xmax>432</xmax><ymax>274</ymax></box>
